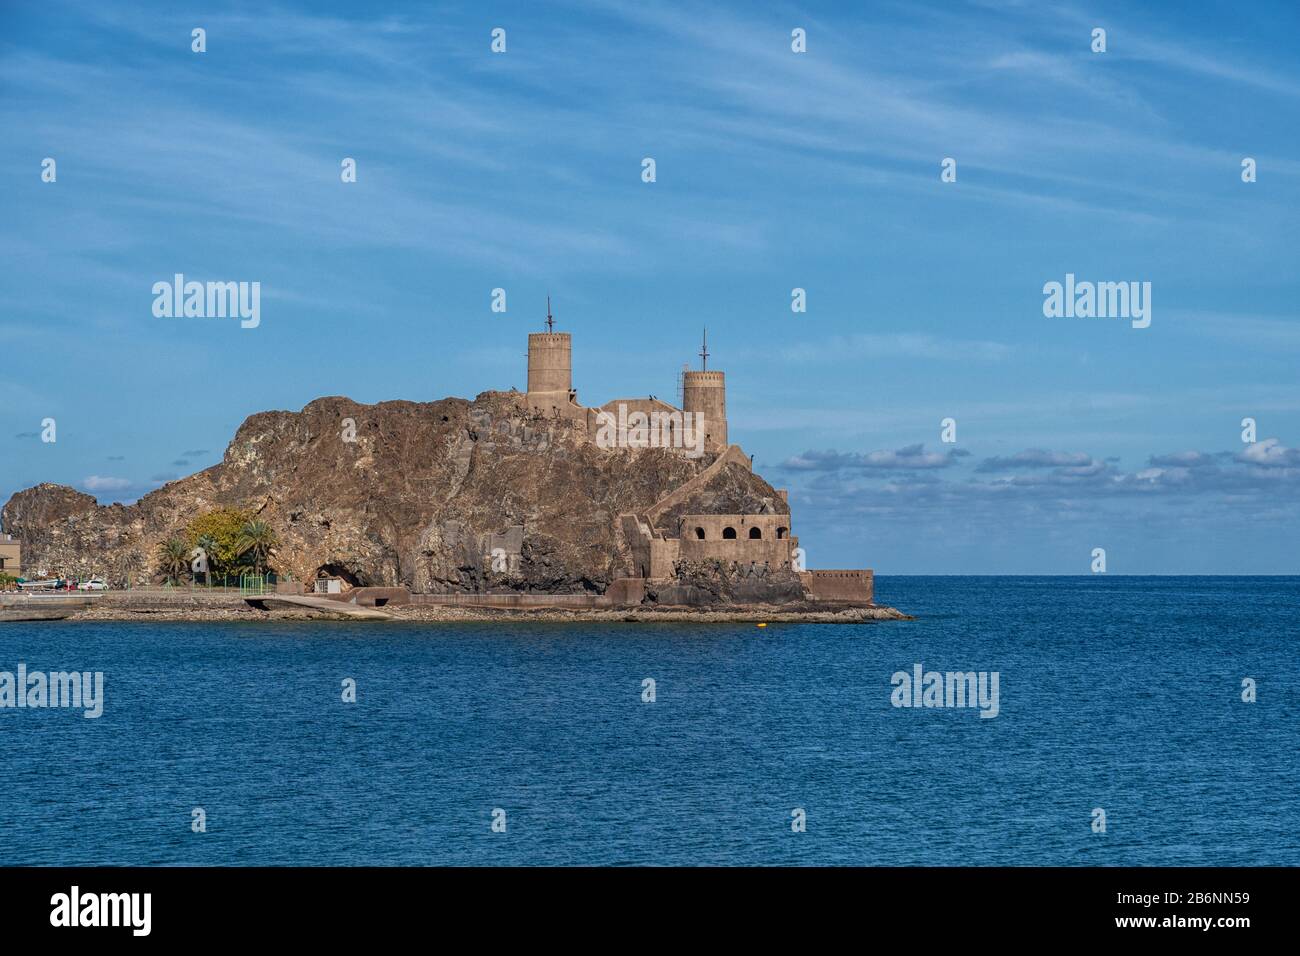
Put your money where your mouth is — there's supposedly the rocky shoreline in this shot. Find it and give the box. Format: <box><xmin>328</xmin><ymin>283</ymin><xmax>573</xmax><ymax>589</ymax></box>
<box><xmin>50</xmin><ymin>591</ymin><xmax>912</xmax><ymax>624</ymax></box>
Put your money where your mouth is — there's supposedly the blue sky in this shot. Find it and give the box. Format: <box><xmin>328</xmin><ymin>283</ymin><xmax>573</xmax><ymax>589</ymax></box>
<box><xmin>2</xmin><ymin>0</ymin><xmax>1298</xmax><ymax>572</ymax></box>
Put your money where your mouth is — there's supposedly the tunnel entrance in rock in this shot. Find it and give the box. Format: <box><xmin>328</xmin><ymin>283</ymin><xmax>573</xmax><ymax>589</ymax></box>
<box><xmin>315</xmin><ymin>564</ymin><xmax>361</xmax><ymax>587</ymax></box>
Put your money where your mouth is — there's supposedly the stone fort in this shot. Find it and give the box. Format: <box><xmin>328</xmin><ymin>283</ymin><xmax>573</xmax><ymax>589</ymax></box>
<box><xmin>513</xmin><ymin>305</ymin><xmax>874</xmax><ymax>606</ymax></box>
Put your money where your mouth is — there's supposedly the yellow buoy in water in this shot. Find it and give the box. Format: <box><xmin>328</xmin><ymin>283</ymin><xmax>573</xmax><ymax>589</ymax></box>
<box><xmin>756</xmin><ymin>623</ymin><xmax>768</xmax><ymax>628</ymax></box>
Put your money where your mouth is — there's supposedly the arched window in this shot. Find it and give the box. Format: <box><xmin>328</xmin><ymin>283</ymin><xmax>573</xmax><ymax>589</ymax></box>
<box><xmin>748</xmin><ymin>527</ymin><xmax>762</xmax><ymax>539</ymax></box>
<box><xmin>694</xmin><ymin>527</ymin><xmax>706</xmax><ymax>540</ymax></box>
<box><xmin>776</xmin><ymin>527</ymin><xmax>788</xmax><ymax>539</ymax></box>
<box><xmin>722</xmin><ymin>526</ymin><xmax>737</xmax><ymax>539</ymax></box>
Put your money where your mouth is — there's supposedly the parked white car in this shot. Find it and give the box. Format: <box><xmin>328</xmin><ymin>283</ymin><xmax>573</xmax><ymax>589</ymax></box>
<box><xmin>77</xmin><ymin>577</ymin><xmax>109</xmax><ymax>591</ymax></box>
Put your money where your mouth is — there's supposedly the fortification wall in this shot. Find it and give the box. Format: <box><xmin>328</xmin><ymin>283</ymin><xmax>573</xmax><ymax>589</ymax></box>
<box><xmin>677</xmin><ymin>513</ymin><xmax>790</xmax><ymax>542</ymax></box>
<box><xmin>671</xmin><ymin>514</ymin><xmax>796</xmax><ymax>567</ymax></box>
<box><xmin>620</xmin><ymin>514</ymin><xmax>653</xmax><ymax>578</ymax></box>
<box><xmin>525</xmin><ymin>389</ymin><xmax>584</xmax><ymax>418</ymax></box>
<box><xmin>606</xmin><ymin>577</ymin><xmax>646</xmax><ymax>605</ymax></box>
<box><xmin>799</xmin><ymin>569</ymin><xmax>874</xmax><ymax>603</ymax></box>
<box><xmin>649</xmin><ymin>537</ymin><xmax>680</xmax><ymax>578</ymax></box>
<box><xmin>590</xmin><ymin>397</ymin><xmax>703</xmax><ymax>454</ymax></box>
<box><xmin>678</xmin><ymin>537</ymin><xmax>794</xmax><ymax>568</ymax></box>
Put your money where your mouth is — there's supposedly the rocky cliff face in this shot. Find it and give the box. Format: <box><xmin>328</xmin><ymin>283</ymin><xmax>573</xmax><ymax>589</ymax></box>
<box><xmin>2</xmin><ymin>391</ymin><xmax>790</xmax><ymax>598</ymax></box>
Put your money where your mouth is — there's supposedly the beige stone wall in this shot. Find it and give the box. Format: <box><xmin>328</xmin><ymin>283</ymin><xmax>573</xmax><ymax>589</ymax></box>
<box><xmin>0</xmin><ymin>538</ymin><xmax>20</xmax><ymax>578</ymax></box>
<box><xmin>676</xmin><ymin>513</ymin><xmax>790</xmax><ymax>542</ymax></box>
<box><xmin>525</xmin><ymin>389</ymin><xmax>583</xmax><ymax>418</ymax></box>
<box><xmin>672</xmin><ymin>514</ymin><xmax>797</xmax><ymax>569</ymax></box>
<box><xmin>596</xmin><ymin>397</ymin><xmax>679</xmax><ymax>419</ymax></box>
<box><xmin>348</xmin><ymin>586</ymin><xmax>411</xmax><ymax>607</ymax></box>
<box><xmin>590</xmin><ymin>398</ymin><xmax>705</xmax><ymax>455</ymax></box>
<box><xmin>679</xmin><ymin>537</ymin><xmax>794</xmax><ymax>569</ymax></box>
<box><xmin>649</xmin><ymin>537</ymin><xmax>679</xmax><ymax>578</ymax></box>
<box><xmin>800</xmin><ymin>570</ymin><xmax>874</xmax><ymax>603</ymax></box>
<box><xmin>620</xmin><ymin>514</ymin><xmax>652</xmax><ymax>578</ymax></box>
<box><xmin>606</xmin><ymin>577</ymin><xmax>646</xmax><ymax>605</ymax></box>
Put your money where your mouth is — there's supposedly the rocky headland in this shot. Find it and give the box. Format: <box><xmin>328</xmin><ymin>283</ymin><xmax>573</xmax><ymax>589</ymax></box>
<box><xmin>2</xmin><ymin>391</ymin><xmax>901</xmax><ymax>620</ymax></box>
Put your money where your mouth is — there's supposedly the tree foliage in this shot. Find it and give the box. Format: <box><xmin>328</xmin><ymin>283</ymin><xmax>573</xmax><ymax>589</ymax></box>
<box><xmin>184</xmin><ymin>508</ymin><xmax>251</xmax><ymax>580</ymax></box>
<box><xmin>157</xmin><ymin>538</ymin><xmax>190</xmax><ymax>585</ymax></box>
<box><xmin>235</xmin><ymin>519</ymin><xmax>278</xmax><ymax>576</ymax></box>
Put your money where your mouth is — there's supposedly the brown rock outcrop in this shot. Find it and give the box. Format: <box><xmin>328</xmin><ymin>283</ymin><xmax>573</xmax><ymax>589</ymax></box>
<box><xmin>2</xmin><ymin>391</ymin><xmax>790</xmax><ymax>597</ymax></box>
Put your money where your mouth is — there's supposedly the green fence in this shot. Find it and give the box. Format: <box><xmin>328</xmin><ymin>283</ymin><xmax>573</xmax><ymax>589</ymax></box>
<box><xmin>239</xmin><ymin>573</ymin><xmax>270</xmax><ymax>596</ymax></box>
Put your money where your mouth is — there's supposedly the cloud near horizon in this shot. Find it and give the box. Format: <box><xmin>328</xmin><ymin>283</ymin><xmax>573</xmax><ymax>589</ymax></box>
<box><xmin>781</xmin><ymin>442</ymin><xmax>1300</xmax><ymax>503</ymax></box>
<box><xmin>976</xmin><ymin>448</ymin><xmax>1096</xmax><ymax>472</ymax></box>
<box><xmin>1236</xmin><ymin>438</ymin><xmax>1300</xmax><ymax>468</ymax></box>
<box><xmin>781</xmin><ymin>441</ymin><xmax>1300</xmax><ymax>573</ymax></box>
<box><xmin>781</xmin><ymin>444</ymin><xmax>971</xmax><ymax>471</ymax></box>
<box><xmin>80</xmin><ymin>475</ymin><xmax>132</xmax><ymax>492</ymax></box>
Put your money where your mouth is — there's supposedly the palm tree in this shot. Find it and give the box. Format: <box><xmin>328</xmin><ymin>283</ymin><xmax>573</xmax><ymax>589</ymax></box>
<box><xmin>196</xmin><ymin>533</ymin><xmax>219</xmax><ymax>586</ymax></box>
<box><xmin>157</xmin><ymin>538</ymin><xmax>190</xmax><ymax>586</ymax></box>
<box><xmin>234</xmin><ymin>520</ymin><xmax>277</xmax><ymax>577</ymax></box>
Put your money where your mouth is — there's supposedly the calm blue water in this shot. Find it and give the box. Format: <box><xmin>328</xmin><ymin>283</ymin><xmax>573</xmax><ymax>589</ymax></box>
<box><xmin>1</xmin><ymin>576</ymin><xmax>1296</xmax><ymax>866</ymax></box>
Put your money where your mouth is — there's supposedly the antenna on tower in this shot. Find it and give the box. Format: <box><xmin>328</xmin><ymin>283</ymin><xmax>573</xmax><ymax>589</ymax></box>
<box><xmin>545</xmin><ymin>296</ymin><xmax>554</xmax><ymax>333</ymax></box>
<box><xmin>699</xmin><ymin>328</ymin><xmax>709</xmax><ymax>371</ymax></box>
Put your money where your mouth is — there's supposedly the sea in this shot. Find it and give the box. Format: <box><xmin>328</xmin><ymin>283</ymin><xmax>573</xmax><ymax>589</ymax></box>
<box><xmin>1</xmin><ymin>576</ymin><xmax>1296</xmax><ymax>866</ymax></box>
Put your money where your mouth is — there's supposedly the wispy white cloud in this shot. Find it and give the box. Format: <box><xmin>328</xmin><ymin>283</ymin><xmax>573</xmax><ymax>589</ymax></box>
<box><xmin>80</xmin><ymin>475</ymin><xmax>132</xmax><ymax>492</ymax></box>
<box><xmin>1237</xmin><ymin>437</ymin><xmax>1300</xmax><ymax>468</ymax></box>
<box><xmin>783</xmin><ymin>444</ymin><xmax>970</xmax><ymax>471</ymax></box>
<box><xmin>976</xmin><ymin>449</ymin><xmax>1096</xmax><ymax>471</ymax></box>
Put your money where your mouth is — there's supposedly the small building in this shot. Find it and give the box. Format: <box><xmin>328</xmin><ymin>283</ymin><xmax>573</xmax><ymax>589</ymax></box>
<box><xmin>0</xmin><ymin>534</ymin><xmax>20</xmax><ymax>579</ymax></box>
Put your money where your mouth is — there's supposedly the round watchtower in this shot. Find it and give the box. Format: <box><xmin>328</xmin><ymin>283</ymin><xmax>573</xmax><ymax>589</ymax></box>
<box><xmin>682</xmin><ymin>370</ymin><xmax>727</xmax><ymax>449</ymax></box>
<box><xmin>527</xmin><ymin>332</ymin><xmax>572</xmax><ymax>394</ymax></box>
